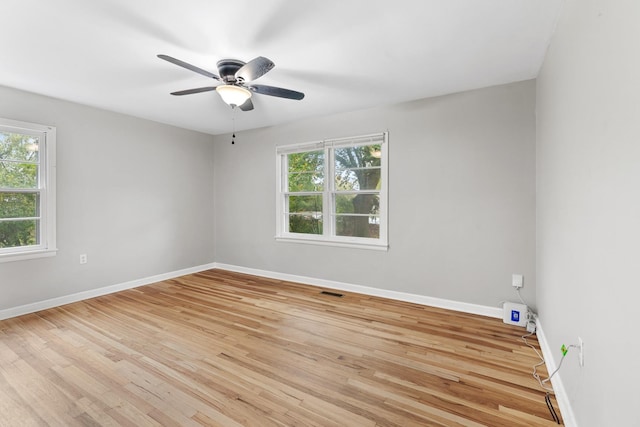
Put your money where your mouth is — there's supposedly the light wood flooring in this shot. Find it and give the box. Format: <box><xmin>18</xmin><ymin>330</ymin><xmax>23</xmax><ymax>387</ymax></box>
<box><xmin>0</xmin><ymin>269</ymin><xmax>562</xmax><ymax>426</ymax></box>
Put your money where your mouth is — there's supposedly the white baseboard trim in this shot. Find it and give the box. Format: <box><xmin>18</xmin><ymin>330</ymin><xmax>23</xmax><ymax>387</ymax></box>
<box><xmin>535</xmin><ymin>318</ymin><xmax>577</xmax><ymax>427</ymax></box>
<box><xmin>213</xmin><ymin>263</ymin><xmax>502</xmax><ymax>319</ymax></box>
<box><xmin>0</xmin><ymin>263</ymin><xmax>216</xmax><ymax>321</ymax></box>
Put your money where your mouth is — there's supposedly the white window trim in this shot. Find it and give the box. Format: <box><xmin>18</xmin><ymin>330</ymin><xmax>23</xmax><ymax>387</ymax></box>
<box><xmin>0</xmin><ymin>118</ymin><xmax>57</xmax><ymax>263</ymax></box>
<box><xmin>275</xmin><ymin>132</ymin><xmax>388</xmax><ymax>251</ymax></box>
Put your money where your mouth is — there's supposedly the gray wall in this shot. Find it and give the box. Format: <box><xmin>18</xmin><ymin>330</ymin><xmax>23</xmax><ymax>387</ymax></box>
<box><xmin>214</xmin><ymin>80</ymin><xmax>536</xmax><ymax>309</ymax></box>
<box><xmin>0</xmin><ymin>85</ymin><xmax>216</xmax><ymax>310</ymax></box>
<box><xmin>536</xmin><ymin>0</ymin><xmax>640</xmax><ymax>425</ymax></box>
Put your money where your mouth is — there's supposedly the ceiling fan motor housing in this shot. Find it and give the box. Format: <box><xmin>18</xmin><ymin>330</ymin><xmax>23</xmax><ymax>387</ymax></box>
<box><xmin>217</xmin><ymin>59</ymin><xmax>245</xmax><ymax>83</ymax></box>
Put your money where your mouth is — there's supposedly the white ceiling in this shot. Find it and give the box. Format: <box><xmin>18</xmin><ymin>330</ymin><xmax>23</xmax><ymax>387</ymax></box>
<box><xmin>0</xmin><ymin>0</ymin><xmax>563</xmax><ymax>136</ymax></box>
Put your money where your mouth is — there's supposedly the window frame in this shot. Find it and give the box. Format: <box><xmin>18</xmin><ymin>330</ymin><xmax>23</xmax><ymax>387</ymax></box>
<box><xmin>0</xmin><ymin>118</ymin><xmax>57</xmax><ymax>263</ymax></box>
<box><xmin>276</xmin><ymin>132</ymin><xmax>388</xmax><ymax>250</ymax></box>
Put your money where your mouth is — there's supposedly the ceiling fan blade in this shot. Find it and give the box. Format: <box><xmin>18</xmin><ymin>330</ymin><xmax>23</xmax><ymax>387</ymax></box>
<box><xmin>236</xmin><ymin>57</ymin><xmax>275</xmax><ymax>82</ymax></box>
<box><xmin>249</xmin><ymin>84</ymin><xmax>305</xmax><ymax>100</ymax></box>
<box><xmin>158</xmin><ymin>54</ymin><xmax>219</xmax><ymax>80</ymax></box>
<box><xmin>238</xmin><ymin>98</ymin><xmax>254</xmax><ymax>111</ymax></box>
<box><xmin>170</xmin><ymin>86</ymin><xmax>217</xmax><ymax>96</ymax></box>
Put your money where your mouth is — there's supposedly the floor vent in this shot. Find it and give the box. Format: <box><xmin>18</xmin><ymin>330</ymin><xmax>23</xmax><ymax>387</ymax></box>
<box><xmin>320</xmin><ymin>291</ymin><xmax>344</xmax><ymax>298</ymax></box>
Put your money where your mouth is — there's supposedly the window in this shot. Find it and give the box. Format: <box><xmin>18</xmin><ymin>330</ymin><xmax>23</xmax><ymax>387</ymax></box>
<box><xmin>276</xmin><ymin>132</ymin><xmax>388</xmax><ymax>250</ymax></box>
<box><xmin>0</xmin><ymin>118</ymin><xmax>57</xmax><ymax>262</ymax></box>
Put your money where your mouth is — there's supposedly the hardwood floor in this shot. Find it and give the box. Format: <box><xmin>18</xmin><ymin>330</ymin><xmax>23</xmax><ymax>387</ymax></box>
<box><xmin>0</xmin><ymin>269</ymin><xmax>562</xmax><ymax>426</ymax></box>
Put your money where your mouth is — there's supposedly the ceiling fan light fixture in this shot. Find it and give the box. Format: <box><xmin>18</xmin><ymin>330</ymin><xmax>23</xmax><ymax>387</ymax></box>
<box><xmin>216</xmin><ymin>85</ymin><xmax>252</xmax><ymax>107</ymax></box>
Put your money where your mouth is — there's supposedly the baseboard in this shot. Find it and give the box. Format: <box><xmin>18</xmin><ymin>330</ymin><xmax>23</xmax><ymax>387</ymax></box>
<box><xmin>0</xmin><ymin>262</ymin><xmax>216</xmax><ymax>321</ymax></box>
<box><xmin>535</xmin><ymin>318</ymin><xmax>577</xmax><ymax>427</ymax></box>
<box><xmin>2</xmin><ymin>261</ymin><xmax>501</xmax><ymax>321</ymax></box>
<box><xmin>213</xmin><ymin>262</ymin><xmax>503</xmax><ymax>319</ymax></box>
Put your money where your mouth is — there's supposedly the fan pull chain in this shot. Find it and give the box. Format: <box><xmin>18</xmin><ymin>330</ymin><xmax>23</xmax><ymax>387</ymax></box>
<box><xmin>232</xmin><ymin>109</ymin><xmax>236</xmax><ymax>144</ymax></box>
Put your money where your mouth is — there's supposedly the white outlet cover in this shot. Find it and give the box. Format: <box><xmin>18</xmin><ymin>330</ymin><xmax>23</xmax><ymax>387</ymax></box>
<box><xmin>512</xmin><ymin>274</ymin><xmax>524</xmax><ymax>288</ymax></box>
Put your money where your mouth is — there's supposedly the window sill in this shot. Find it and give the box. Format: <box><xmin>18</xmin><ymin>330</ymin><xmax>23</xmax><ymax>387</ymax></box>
<box><xmin>0</xmin><ymin>248</ymin><xmax>58</xmax><ymax>263</ymax></box>
<box><xmin>275</xmin><ymin>236</ymin><xmax>388</xmax><ymax>251</ymax></box>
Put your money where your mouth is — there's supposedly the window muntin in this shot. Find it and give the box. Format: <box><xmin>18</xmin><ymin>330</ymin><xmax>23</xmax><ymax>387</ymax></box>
<box><xmin>277</xmin><ymin>133</ymin><xmax>387</xmax><ymax>249</ymax></box>
<box><xmin>0</xmin><ymin>118</ymin><xmax>56</xmax><ymax>261</ymax></box>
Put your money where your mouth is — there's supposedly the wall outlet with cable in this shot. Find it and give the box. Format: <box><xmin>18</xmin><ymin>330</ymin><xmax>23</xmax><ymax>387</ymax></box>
<box><xmin>578</xmin><ymin>337</ymin><xmax>584</xmax><ymax>367</ymax></box>
<box><xmin>562</xmin><ymin>339</ymin><xmax>585</xmax><ymax>367</ymax></box>
<box><xmin>512</xmin><ymin>274</ymin><xmax>524</xmax><ymax>288</ymax></box>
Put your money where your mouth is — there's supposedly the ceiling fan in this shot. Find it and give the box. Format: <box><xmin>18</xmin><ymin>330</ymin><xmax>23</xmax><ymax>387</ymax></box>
<box><xmin>157</xmin><ymin>54</ymin><xmax>304</xmax><ymax>111</ymax></box>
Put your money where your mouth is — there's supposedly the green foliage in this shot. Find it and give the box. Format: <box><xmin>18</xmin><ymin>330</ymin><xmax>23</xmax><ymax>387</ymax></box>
<box><xmin>287</xmin><ymin>151</ymin><xmax>324</xmax><ymax>192</ymax></box>
<box><xmin>0</xmin><ymin>131</ymin><xmax>40</xmax><ymax>248</ymax></box>
<box><xmin>288</xmin><ymin>214</ymin><xmax>323</xmax><ymax>235</ymax></box>
<box><xmin>287</xmin><ymin>144</ymin><xmax>382</xmax><ymax>238</ymax></box>
<box><xmin>0</xmin><ymin>220</ymin><xmax>37</xmax><ymax>248</ymax></box>
<box><xmin>287</xmin><ymin>151</ymin><xmax>324</xmax><ymax>235</ymax></box>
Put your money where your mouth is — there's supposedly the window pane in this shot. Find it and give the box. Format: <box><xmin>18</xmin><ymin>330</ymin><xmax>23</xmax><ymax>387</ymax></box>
<box><xmin>0</xmin><ymin>132</ymin><xmax>39</xmax><ymax>162</ymax></box>
<box><xmin>288</xmin><ymin>151</ymin><xmax>324</xmax><ymax>192</ymax></box>
<box><xmin>0</xmin><ymin>219</ymin><xmax>39</xmax><ymax>248</ymax></box>
<box><xmin>0</xmin><ymin>192</ymin><xmax>39</xmax><ymax>218</ymax></box>
<box><xmin>288</xmin><ymin>214</ymin><xmax>323</xmax><ymax>235</ymax></box>
<box><xmin>287</xmin><ymin>194</ymin><xmax>322</xmax><ymax>235</ymax></box>
<box><xmin>288</xmin><ymin>194</ymin><xmax>322</xmax><ymax>214</ymax></box>
<box><xmin>334</xmin><ymin>145</ymin><xmax>381</xmax><ymax>169</ymax></box>
<box><xmin>334</xmin><ymin>143</ymin><xmax>381</xmax><ymax>191</ymax></box>
<box><xmin>0</xmin><ymin>162</ymin><xmax>39</xmax><ymax>188</ymax></box>
<box><xmin>335</xmin><ymin>193</ymin><xmax>379</xmax><ymax>215</ymax></box>
<box><xmin>335</xmin><ymin>215</ymin><xmax>380</xmax><ymax>239</ymax></box>
<box><xmin>288</xmin><ymin>171</ymin><xmax>324</xmax><ymax>192</ymax></box>
<box><xmin>335</xmin><ymin>168</ymin><xmax>381</xmax><ymax>190</ymax></box>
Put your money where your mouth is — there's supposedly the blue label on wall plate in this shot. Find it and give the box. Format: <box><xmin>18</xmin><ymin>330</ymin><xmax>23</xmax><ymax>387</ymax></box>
<box><xmin>511</xmin><ymin>310</ymin><xmax>520</xmax><ymax>322</ymax></box>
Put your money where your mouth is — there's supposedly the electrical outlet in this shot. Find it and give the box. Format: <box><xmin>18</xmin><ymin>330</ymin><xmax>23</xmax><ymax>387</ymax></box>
<box><xmin>79</xmin><ymin>254</ymin><xmax>88</xmax><ymax>264</ymax></box>
<box><xmin>512</xmin><ymin>274</ymin><xmax>524</xmax><ymax>288</ymax></box>
<box><xmin>578</xmin><ymin>337</ymin><xmax>584</xmax><ymax>367</ymax></box>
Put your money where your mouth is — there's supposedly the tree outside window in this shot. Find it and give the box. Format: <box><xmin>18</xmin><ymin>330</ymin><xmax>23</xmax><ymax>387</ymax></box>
<box><xmin>277</xmin><ymin>133</ymin><xmax>387</xmax><ymax>249</ymax></box>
